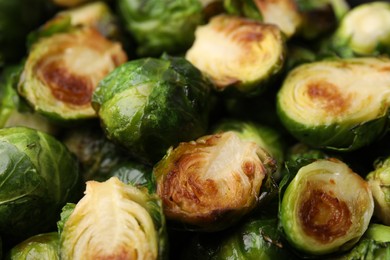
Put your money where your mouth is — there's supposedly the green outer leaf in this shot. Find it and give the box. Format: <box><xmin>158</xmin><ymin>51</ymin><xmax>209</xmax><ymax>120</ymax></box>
<box><xmin>93</xmin><ymin>56</ymin><xmax>211</xmax><ymax>164</ymax></box>
<box><xmin>117</xmin><ymin>0</ymin><xmax>203</xmax><ymax>56</ymax></box>
<box><xmin>57</xmin><ymin>203</ymin><xmax>76</xmax><ymax>236</ymax></box>
<box><xmin>6</xmin><ymin>232</ymin><xmax>59</xmax><ymax>260</ymax></box>
<box><xmin>223</xmin><ymin>0</ymin><xmax>262</xmax><ymax>20</ymax></box>
<box><xmin>276</xmin><ymin>95</ymin><xmax>389</xmax><ymax>151</ymax></box>
<box><xmin>0</xmin><ymin>127</ymin><xmax>81</xmax><ymax>241</ymax></box>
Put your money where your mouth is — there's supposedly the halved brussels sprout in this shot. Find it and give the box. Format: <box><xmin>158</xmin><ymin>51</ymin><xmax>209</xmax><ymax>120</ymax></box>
<box><xmin>277</xmin><ymin>57</ymin><xmax>390</xmax><ymax>151</ymax></box>
<box><xmin>0</xmin><ymin>65</ymin><xmax>58</xmax><ymax>134</ymax></box>
<box><xmin>366</xmin><ymin>156</ymin><xmax>390</xmax><ymax>226</ymax></box>
<box><xmin>117</xmin><ymin>0</ymin><xmax>204</xmax><ymax>57</ymax></box>
<box><xmin>92</xmin><ymin>56</ymin><xmax>211</xmax><ymax>164</ymax></box>
<box><xmin>213</xmin><ymin>119</ymin><xmax>285</xmax><ymax>180</ymax></box>
<box><xmin>0</xmin><ymin>127</ymin><xmax>81</xmax><ymax>242</ymax></box>
<box><xmin>154</xmin><ymin>131</ymin><xmax>276</xmax><ymax>231</ymax></box>
<box><xmin>18</xmin><ymin>27</ymin><xmax>127</xmax><ymax>122</ymax></box>
<box><xmin>324</xmin><ymin>2</ymin><xmax>390</xmax><ymax>57</ymax></box>
<box><xmin>336</xmin><ymin>224</ymin><xmax>390</xmax><ymax>260</ymax></box>
<box><xmin>280</xmin><ymin>158</ymin><xmax>374</xmax><ymax>255</ymax></box>
<box><xmin>6</xmin><ymin>233</ymin><xmax>59</xmax><ymax>260</ymax></box>
<box><xmin>31</xmin><ymin>1</ymin><xmax>121</xmax><ymax>42</ymax></box>
<box><xmin>60</xmin><ymin>177</ymin><xmax>166</xmax><ymax>259</ymax></box>
<box><xmin>186</xmin><ymin>14</ymin><xmax>285</xmax><ymax>96</ymax></box>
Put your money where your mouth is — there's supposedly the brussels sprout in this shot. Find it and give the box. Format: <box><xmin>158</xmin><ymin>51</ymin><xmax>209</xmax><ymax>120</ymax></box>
<box><xmin>323</xmin><ymin>2</ymin><xmax>390</xmax><ymax>57</ymax></box>
<box><xmin>62</xmin><ymin>123</ymin><xmax>130</xmax><ymax>181</ymax></box>
<box><xmin>280</xmin><ymin>158</ymin><xmax>374</xmax><ymax>255</ymax></box>
<box><xmin>92</xmin><ymin>56</ymin><xmax>211</xmax><ymax>164</ymax></box>
<box><xmin>0</xmin><ymin>0</ymin><xmax>55</xmax><ymax>65</ymax></box>
<box><xmin>18</xmin><ymin>27</ymin><xmax>127</xmax><ymax>122</ymax></box>
<box><xmin>60</xmin><ymin>177</ymin><xmax>166</xmax><ymax>259</ymax></box>
<box><xmin>366</xmin><ymin>156</ymin><xmax>390</xmax><ymax>226</ymax></box>
<box><xmin>30</xmin><ymin>1</ymin><xmax>121</xmax><ymax>44</ymax></box>
<box><xmin>335</xmin><ymin>224</ymin><xmax>390</xmax><ymax>260</ymax></box>
<box><xmin>213</xmin><ymin>119</ymin><xmax>285</xmax><ymax>180</ymax></box>
<box><xmin>276</xmin><ymin>57</ymin><xmax>390</xmax><ymax>151</ymax></box>
<box><xmin>186</xmin><ymin>14</ymin><xmax>285</xmax><ymax>96</ymax></box>
<box><xmin>117</xmin><ymin>0</ymin><xmax>204</xmax><ymax>57</ymax></box>
<box><xmin>6</xmin><ymin>233</ymin><xmax>59</xmax><ymax>260</ymax></box>
<box><xmin>0</xmin><ymin>65</ymin><xmax>58</xmax><ymax>134</ymax></box>
<box><xmin>154</xmin><ymin>131</ymin><xmax>276</xmax><ymax>231</ymax></box>
<box><xmin>0</xmin><ymin>127</ymin><xmax>81</xmax><ymax>243</ymax></box>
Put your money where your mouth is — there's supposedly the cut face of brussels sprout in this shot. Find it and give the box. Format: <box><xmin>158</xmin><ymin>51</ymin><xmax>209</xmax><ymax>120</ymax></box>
<box><xmin>281</xmin><ymin>158</ymin><xmax>374</xmax><ymax>255</ymax></box>
<box><xmin>253</xmin><ymin>0</ymin><xmax>302</xmax><ymax>38</ymax></box>
<box><xmin>154</xmin><ymin>131</ymin><xmax>275</xmax><ymax>231</ymax></box>
<box><xmin>92</xmin><ymin>56</ymin><xmax>211</xmax><ymax>164</ymax></box>
<box><xmin>60</xmin><ymin>177</ymin><xmax>166</xmax><ymax>260</ymax></box>
<box><xmin>366</xmin><ymin>156</ymin><xmax>390</xmax><ymax>226</ymax></box>
<box><xmin>186</xmin><ymin>14</ymin><xmax>285</xmax><ymax>95</ymax></box>
<box><xmin>331</xmin><ymin>2</ymin><xmax>390</xmax><ymax>56</ymax></box>
<box><xmin>18</xmin><ymin>28</ymin><xmax>127</xmax><ymax>121</ymax></box>
<box><xmin>8</xmin><ymin>232</ymin><xmax>59</xmax><ymax>260</ymax></box>
<box><xmin>277</xmin><ymin>57</ymin><xmax>390</xmax><ymax>151</ymax></box>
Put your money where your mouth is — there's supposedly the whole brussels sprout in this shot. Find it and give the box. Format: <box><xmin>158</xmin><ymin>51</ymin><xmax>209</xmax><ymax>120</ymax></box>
<box><xmin>0</xmin><ymin>65</ymin><xmax>58</xmax><ymax>134</ymax></box>
<box><xmin>280</xmin><ymin>158</ymin><xmax>374</xmax><ymax>256</ymax></box>
<box><xmin>277</xmin><ymin>57</ymin><xmax>390</xmax><ymax>151</ymax></box>
<box><xmin>117</xmin><ymin>0</ymin><xmax>204</xmax><ymax>57</ymax></box>
<box><xmin>92</xmin><ymin>55</ymin><xmax>211</xmax><ymax>164</ymax></box>
<box><xmin>186</xmin><ymin>14</ymin><xmax>285</xmax><ymax>96</ymax></box>
<box><xmin>60</xmin><ymin>177</ymin><xmax>166</xmax><ymax>259</ymax></box>
<box><xmin>6</xmin><ymin>232</ymin><xmax>59</xmax><ymax>260</ymax></box>
<box><xmin>0</xmin><ymin>127</ymin><xmax>81</xmax><ymax>243</ymax></box>
<box><xmin>18</xmin><ymin>27</ymin><xmax>127</xmax><ymax>122</ymax></box>
<box><xmin>154</xmin><ymin>131</ymin><xmax>276</xmax><ymax>231</ymax></box>
<box><xmin>366</xmin><ymin>156</ymin><xmax>390</xmax><ymax>226</ymax></box>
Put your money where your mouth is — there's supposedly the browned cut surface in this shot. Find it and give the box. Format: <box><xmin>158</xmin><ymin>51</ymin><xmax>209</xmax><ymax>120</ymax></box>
<box><xmin>299</xmin><ymin>189</ymin><xmax>352</xmax><ymax>243</ymax></box>
<box><xmin>307</xmin><ymin>81</ymin><xmax>351</xmax><ymax>116</ymax></box>
<box><xmin>37</xmin><ymin>60</ymin><xmax>93</xmax><ymax>105</ymax></box>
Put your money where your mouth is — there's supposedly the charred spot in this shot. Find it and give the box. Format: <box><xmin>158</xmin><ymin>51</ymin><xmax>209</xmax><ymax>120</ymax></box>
<box><xmin>306</xmin><ymin>80</ymin><xmax>350</xmax><ymax>115</ymax></box>
<box><xmin>330</xmin><ymin>179</ymin><xmax>336</xmax><ymax>185</ymax></box>
<box><xmin>299</xmin><ymin>189</ymin><xmax>352</xmax><ymax>243</ymax></box>
<box><xmin>242</xmin><ymin>161</ymin><xmax>256</xmax><ymax>177</ymax></box>
<box><xmin>36</xmin><ymin>60</ymin><xmax>93</xmax><ymax>106</ymax></box>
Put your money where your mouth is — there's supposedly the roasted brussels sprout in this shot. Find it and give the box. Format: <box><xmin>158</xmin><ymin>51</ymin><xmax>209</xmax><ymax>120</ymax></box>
<box><xmin>0</xmin><ymin>127</ymin><xmax>81</xmax><ymax>242</ymax></box>
<box><xmin>277</xmin><ymin>57</ymin><xmax>390</xmax><ymax>151</ymax></box>
<box><xmin>0</xmin><ymin>65</ymin><xmax>58</xmax><ymax>134</ymax></box>
<box><xmin>186</xmin><ymin>14</ymin><xmax>285</xmax><ymax>96</ymax></box>
<box><xmin>0</xmin><ymin>0</ymin><xmax>54</xmax><ymax>66</ymax></box>
<box><xmin>18</xmin><ymin>27</ymin><xmax>127</xmax><ymax>122</ymax></box>
<box><xmin>366</xmin><ymin>156</ymin><xmax>390</xmax><ymax>226</ymax></box>
<box><xmin>154</xmin><ymin>131</ymin><xmax>276</xmax><ymax>231</ymax></box>
<box><xmin>6</xmin><ymin>233</ymin><xmax>59</xmax><ymax>260</ymax></box>
<box><xmin>62</xmin><ymin>123</ymin><xmax>130</xmax><ymax>181</ymax></box>
<box><xmin>117</xmin><ymin>0</ymin><xmax>204</xmax><ymax>57</ymax></box>
<box><xmin>324</xmin><ymin>2</ymin><xmax>390</xmax><ymax>57</ymax></box>
<box><xmin>30</xmin><ymin>1</ymin><xmax>121</xmax><ymax>43</ymax></box>
<box><xmin>335</xmin><ymin>224</ymin><xmax>390</xmax><ymax>260</ymax></box>
<box><xmin>92</xmin><ymin>56</ymin><xmax>211</xmax><ymax>164</ymax></box>
<box><xmin>60</xmin><ymin>177</ymin><xmax>166</xmax><ymax>259</ymax></box>
<box><xmin>280</xmin><ymin>158</ymin><xmax>374</xmax><ymax>255</ymax></box>
<box><xmin>213</xmin><ymin>119</ymin><xmax>285</xmax><ymax>180</ymax></box>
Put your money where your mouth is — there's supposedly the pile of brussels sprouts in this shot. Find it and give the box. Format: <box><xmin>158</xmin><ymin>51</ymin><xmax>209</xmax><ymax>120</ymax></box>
<box><xmin>0</xmin><ymin>0</ymin><xmax>390</xmax><ymax>259</ymax></box>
